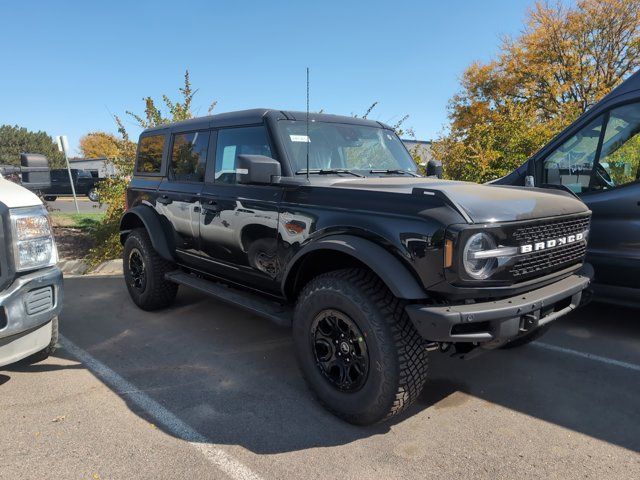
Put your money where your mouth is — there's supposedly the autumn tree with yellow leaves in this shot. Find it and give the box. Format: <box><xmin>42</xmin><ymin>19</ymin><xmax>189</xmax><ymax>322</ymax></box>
<box><xmin>432</xmin><ymin>0</ymin><xmax>640</xmax><ymax>183</ymax></box>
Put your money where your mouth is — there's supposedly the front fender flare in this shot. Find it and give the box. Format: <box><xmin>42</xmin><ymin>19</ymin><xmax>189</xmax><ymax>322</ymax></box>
<box><xmin>119</xmin><ymin>205</ymin><xmax>175</xmax><ymax>262</ymax></box>
<box><xmin>283</xmin><ymin>235</ymin><xmax>427</xmax><ymax>300</ymax></box>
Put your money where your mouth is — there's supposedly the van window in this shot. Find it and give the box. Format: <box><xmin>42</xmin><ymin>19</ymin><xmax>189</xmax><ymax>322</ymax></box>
<box><xmin>214</xmin><ymin>126</ymin><xmax>272</xmax><ymax>183</ymax></box>
<box><xmin>137</xmin><ymin>135</ymin><xmax>165</xmax><ymax>173</ymax></box>
<box><xmin>542</xmin><ymin>116</ymin><xmax>604</xmax><ymax>194</ymax></box>
<box><xmin>596</xmin><ymin>102</ymin><xmax>640</xmax><ymax>189</ymax></box>
<box><xmin>169</xmin><ymin>131</ymin><xmax>210</xmax><ymax>182</ymax></box>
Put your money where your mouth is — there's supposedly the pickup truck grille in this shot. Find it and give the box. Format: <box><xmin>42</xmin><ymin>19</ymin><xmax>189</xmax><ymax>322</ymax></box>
<box><xmin>509</xmin><ymin>214</ymin><xmax>590</xmax><ymax>281</ymax></box>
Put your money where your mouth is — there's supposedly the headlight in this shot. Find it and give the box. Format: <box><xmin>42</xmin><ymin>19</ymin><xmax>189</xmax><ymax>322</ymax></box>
<box><xmin>462</xmin><ymin>232</ymin><xmax>497</xmax><ymax>280</ymax></box>
<box><xmin>10</xmin><ymin>206</ymin><xmax>58</xmax><ymax>272</ymax></box>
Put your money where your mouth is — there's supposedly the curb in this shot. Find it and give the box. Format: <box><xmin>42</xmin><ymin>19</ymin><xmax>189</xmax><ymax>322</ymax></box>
<box><xmin>59</xmin><ymin>258</ymin><xmax>122</xmax><ymax>276</ymax></box>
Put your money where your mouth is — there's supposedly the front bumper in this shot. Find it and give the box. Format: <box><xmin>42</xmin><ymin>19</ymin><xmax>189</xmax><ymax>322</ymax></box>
<box><xmin>0</xmin><ymin>266</ymin><xmax>63</xmax><ymax>366</ymax></box>
<box><xmin>406</xmin><ymin>271</ymin><xmax>590</xmax><ymax>346</ymax></box>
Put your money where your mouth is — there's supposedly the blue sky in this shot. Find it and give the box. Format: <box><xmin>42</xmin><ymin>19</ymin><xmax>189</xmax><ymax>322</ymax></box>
<box><xmin>0</xmin><ymin>0</ymin><xmax>535</xmax><ymax>155</ymax></box>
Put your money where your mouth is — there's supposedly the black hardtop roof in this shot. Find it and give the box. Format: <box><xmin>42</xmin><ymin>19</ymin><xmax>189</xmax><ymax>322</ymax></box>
<box><xmin>141</xmin><ymin>109</ymin><xmax>392</xmax><ymax>136</ymax></box>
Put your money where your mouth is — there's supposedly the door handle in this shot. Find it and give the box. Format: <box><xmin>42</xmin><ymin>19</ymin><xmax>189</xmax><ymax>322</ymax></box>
<box><xmin>157</xmin><ymin>195</ymin><xmax>172</xmax><ymax>205</ymax></box>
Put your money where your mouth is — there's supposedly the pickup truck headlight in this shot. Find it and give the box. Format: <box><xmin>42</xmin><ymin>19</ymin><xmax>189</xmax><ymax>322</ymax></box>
<box><xmin>462</xmin><ymin>232</ymin><xmax>498</xmax><ymax>280</ymax></box>
<box><xmin>10</xmin><ymin>206</ymin><xmax>58</xmax><ymax>272</ymax></box>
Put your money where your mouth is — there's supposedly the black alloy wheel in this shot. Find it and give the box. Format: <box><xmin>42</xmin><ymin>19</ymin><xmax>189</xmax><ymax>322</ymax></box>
<box><xmin>311</xmin><ymin>309</ymin><xmax>369</xmax><ymax>392</ymax></box>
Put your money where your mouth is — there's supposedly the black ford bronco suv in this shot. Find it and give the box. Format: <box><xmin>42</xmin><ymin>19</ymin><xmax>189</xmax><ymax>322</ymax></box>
<box><xmin>120</xmin><ymin>109</ymin><xmax>592</xmax><ymax>425</ymax></box>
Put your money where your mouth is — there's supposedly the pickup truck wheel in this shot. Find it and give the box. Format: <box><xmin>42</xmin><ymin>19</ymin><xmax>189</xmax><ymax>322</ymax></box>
<box><xmin>123</xmin><ymin>228</ymin><xmax>178</xmax><ymax>311</ymax></box>
<box><xmin>500</xmin><ymin>324</ymin><xmax>551</xmax><ymax>349</ymax></box>
<box><xmin>19</xmin><ymin>316</ymin><xmax>58</xmax><ymax>364</ymax></box>
<box><xmin>293</xmin><ymin>268</ymin><xmax>428</xmax><ymax>425</ymax></box>
<box><xmin>87</xmin><ymin>188</ymin><xmax>99</xmax><ymax>202</ymax></box>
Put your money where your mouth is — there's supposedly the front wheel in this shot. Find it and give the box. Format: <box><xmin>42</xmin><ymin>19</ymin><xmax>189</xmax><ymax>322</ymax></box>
<box><xmin>293</xmin><ymin>268</ymin><xmax>428</xmax><ymax>425</ymax></box>
<box><xmin>123</xmin><ymin>229</ymin><xmax>178</xmax><ymax>310</ymax></box>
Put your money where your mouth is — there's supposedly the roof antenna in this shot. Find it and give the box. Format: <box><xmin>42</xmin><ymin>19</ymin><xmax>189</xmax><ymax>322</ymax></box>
<box><xmin>306</xmin><ymin>66</ymin><xmax>310</xmax><ymax>181</ymax></box>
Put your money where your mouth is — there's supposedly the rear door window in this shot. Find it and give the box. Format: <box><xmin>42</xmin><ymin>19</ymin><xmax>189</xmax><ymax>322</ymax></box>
<box><xmin>169</xmin><ymin>130</ymin><xmax>210</xmax><ymax>182</ymax></box>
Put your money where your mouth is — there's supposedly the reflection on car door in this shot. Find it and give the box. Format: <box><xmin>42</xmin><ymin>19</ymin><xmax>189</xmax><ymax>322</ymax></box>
<box><xmin>155</xmin><ymin>130</ymin><xmax>210</xmax><ymax>262</ymax></box>
<box><xmin>198</xmin><ymin>125</ymin><xmax>283</xmax><ymax>294</ymax></box>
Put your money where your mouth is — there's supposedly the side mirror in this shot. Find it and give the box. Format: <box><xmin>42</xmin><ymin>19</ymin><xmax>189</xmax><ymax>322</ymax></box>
<box><xmin>425</xmin><ymin>159</ymin><xmax>443</xmax><ymax>178</ymax></box>
<box><xmin>236</xmin><ymin>155</ymin><xmax>281</xmax><ymax>185</ymax></box>
<box><xmin>20</xmin><ymin>153</ymin><xmax>51</xmax><ymax>190</ymax></box>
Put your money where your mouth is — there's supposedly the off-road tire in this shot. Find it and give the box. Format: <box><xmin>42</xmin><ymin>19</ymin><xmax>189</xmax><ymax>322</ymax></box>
<box><xmin>500</xmin><ymin>324</ymin><xmax>551</xmax><ymax>349</ymax></box>
<box><xmin>293</xmin><ymin>268</ymin><xmax>428</xmax><ymax>425</ymax></box>
<box><xmin>20</xmin><ymin>316</ymin><xmax>59</xmax><ymax>364</ymax></box>
<box><xmin>123</xmin><ymin>228</ymin><xmax>178</xmax><ymax>311</ymax></box>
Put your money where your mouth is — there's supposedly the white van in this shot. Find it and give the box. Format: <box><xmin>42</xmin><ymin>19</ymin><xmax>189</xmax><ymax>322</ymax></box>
<box><xmin>0</xmin><ymin>173</ymin><xmax>62</xmax><ymax>366</ymax></box>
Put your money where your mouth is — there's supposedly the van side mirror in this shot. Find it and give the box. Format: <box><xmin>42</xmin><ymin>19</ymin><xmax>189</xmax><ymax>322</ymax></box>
<box><xmin>20</xmin><ymin>153</ymin><xmax>51</xmax><ymax>190</ymax></box>
<box><xmin>236</xmin><ymin>155</ymin><xmax>281</xmax><ymax>185</ymax></box>
<box><xmin>425</xmin><ymin>159</ymin><xmax>443</xmax><ymax>178</ymax></box>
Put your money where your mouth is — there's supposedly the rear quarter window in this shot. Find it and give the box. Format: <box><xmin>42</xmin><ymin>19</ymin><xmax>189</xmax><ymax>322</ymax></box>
<box><xmin>137</xmin><ymin>134</ymin><xmax>165</xmax><ymax>174</ymax></box>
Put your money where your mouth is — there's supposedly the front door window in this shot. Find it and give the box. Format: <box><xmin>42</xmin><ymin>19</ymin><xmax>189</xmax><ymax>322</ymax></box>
<box><xmin>542</xmin><ymin>116</ymin><xmax>604</xmax><ymax>194</ymax></box>
<box><xmin>593</xmin><ymin>103</ymin><xmax>640</xmax><ymax>190</ymax></box>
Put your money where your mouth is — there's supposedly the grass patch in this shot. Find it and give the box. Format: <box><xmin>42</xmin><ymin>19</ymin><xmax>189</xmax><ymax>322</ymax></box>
<box><xmin>51</xmin><ymin>213</ymin><xmax>105</xmax><ymax>231</ymax></box>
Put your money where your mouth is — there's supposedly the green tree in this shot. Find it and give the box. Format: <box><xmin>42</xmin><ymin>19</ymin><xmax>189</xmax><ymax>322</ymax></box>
<box><xmin>0</xmin><ymin>125</ymin><xmax>65</xmax><ymax>168</ymax></box>
<box><xmin>89</xmin><ymin>70</ymin><xmax>216</xmax><ymax>265</ymax></box>
<box><xmin>432</xmin><ymin>0</ymin><xmax>640</xmax><ymax>183</ymax></box>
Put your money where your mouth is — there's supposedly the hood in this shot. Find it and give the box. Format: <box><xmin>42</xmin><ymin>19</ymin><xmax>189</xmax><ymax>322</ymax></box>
<box><xmin>0</xmin><ymin>176</ymin><xmax>42</xmax><ymax>208</ymax></box>
<box><xmin>329</xmin><ymin>177</ymin><xmax>589</xmax><ymax>223</ymax></box>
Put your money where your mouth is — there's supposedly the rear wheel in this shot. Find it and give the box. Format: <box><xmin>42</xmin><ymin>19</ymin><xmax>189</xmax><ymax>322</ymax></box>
<box><xmin>87</xmin><ymin>188</ymin><xmax>99</xmax><ymax>202</ymax></box>
<box><xmin>500</xmin><ymin>324</ymin><xmax>551</xmax><ymax>349</ymax></box>
<box><xmin>123</xmin><ymin>229</ymin><xmax>178</xmax><ymax>310</ymax></box>
<box><xmin>293</xmin><ymin>268</ymin><xmax>428</xmax><ymax>425</ymax></box>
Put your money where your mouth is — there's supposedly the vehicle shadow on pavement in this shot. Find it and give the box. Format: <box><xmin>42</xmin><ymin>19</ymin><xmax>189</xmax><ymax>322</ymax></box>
<box><xmin>59</xmin><ymin>276</ymin><xmax>640</xmax><ymax>454</ymax></box>
<box><xmin>0</xmin><ymin>374</ymin><xmax>9</xmax><ymax>386</ymax></box>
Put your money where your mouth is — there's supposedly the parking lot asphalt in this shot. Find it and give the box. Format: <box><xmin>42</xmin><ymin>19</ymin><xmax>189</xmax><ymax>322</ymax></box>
<box><xmin>1</xmin><ymin>275</ymin><xmax>639</xmax><ymax>480</ymax></box>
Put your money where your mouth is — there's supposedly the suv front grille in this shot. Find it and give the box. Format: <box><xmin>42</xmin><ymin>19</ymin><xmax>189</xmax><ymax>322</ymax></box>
<box><xmin>510</xmin><ymin>241</ymin><xmax>586</xmax><ymax>279</ymax></box>
<box><xmin>513</xmin><ymin>215</ymin><xmax>590</xmax><ymax>244</ymax></box>
<box><xmin>509</xmin><ymin>214</ymin><xmax>590</xmax><ymax>280</ymax></box>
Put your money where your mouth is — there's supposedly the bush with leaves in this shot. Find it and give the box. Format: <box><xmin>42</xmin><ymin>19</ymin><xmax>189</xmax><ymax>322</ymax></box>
<box><xmin>87</xmin><ymin>71</ymin><xmax>216</xmax><ymax>266</ymax></box>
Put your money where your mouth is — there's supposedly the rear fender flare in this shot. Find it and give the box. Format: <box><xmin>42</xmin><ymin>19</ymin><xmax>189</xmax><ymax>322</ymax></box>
<box><xmin>119</xmin><ymin>205</ymin><xmax>175</xmax><ymax>262</ymax></box>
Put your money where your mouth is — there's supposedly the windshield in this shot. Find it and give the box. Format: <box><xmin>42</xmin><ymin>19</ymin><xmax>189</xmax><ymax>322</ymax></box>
<box><xmin>277</xmin><ymin>120</ymin><xmax>418</xmax><ymax>174</ymax></box>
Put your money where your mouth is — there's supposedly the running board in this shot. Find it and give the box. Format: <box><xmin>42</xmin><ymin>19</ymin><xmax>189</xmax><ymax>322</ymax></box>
<box><xmin>165</xmin><ymin>271</ymin><xmax>292</xmax><ymax>327</ymax></box>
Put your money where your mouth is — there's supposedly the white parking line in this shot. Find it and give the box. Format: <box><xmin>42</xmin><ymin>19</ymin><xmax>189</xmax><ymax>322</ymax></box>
<box><xmin>59</xmin><ymin>335</ymin><xmax>264</xmax><ymax>480</ymax></box>
<box><xmin>532</xmin><ymin>341</ymin><xmax>640</xmax><ymax>372</ymax></box>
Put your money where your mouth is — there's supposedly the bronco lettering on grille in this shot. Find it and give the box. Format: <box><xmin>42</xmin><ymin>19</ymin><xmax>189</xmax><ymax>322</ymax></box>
<box><xmin>520</xmin><ymin>232</ymin><xmax>586</xmax><ymax>254</ymax></box>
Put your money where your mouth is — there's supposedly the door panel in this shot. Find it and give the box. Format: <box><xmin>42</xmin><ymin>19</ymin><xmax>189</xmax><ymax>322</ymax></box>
<box><xmin>155</xmin><ymin>180</ymin><xmax>203</xmax><ymax>260</ymax></box>
<box><xmin>199</xmin><ymin>183</ymin><xmax>283</xmax><ymax>293</ymax></box>
<box><xmin>196</xmin><ymin>125</ymin><xmax>283</xmax><ymax>294</ymax></box>
<box><xmin>581</xmin><ymin>184</ymin><xmax>640</xmax><ymax>288</ymax></box>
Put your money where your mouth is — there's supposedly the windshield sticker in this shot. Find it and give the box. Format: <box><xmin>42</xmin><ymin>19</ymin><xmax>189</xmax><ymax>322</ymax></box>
<box><xmin>290</xmin><ymin>134</ymin><xmax>310</xmax><ymax>143</ymax></box>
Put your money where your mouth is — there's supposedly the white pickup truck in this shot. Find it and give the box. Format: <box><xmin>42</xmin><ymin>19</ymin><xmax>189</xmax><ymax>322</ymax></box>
<box><xmin>0</xmin><ymin>174</ymin><xmax>62</xmax><ymax>367</ymax></box>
